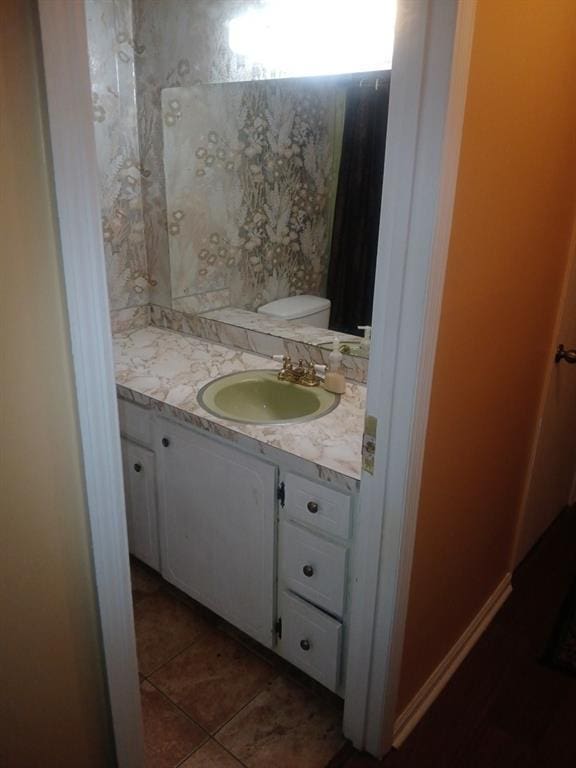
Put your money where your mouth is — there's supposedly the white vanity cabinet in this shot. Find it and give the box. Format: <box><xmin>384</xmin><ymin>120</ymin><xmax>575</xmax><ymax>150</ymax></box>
<box><xmin>120</xmin><ymin>438</ymin><xmax>159</xmax><ymax>570</ymax></box>
<box><xmin>117</xmin><ymin>395</ymin><xmax>357</xmax><ymax>694</ymax></box>
<box><xmin>156</xmin><ymin>418</ymin><xmax>277</xmax><ymax>648</ymax></box>
<box><xmin>118</xmin><ymin>398</ymin><xmax>159</xmax><ymax>570</ymax></box>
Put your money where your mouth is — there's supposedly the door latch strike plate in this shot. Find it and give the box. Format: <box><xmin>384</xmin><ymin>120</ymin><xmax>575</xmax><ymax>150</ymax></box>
<box><xmin>362</xmin><ymin>415</ymin><xmax>377</xmax><ymax>475</ymax></box>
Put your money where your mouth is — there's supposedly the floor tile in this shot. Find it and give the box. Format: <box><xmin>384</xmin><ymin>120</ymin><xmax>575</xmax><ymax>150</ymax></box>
<box><xmin>216</xmin><ymin>676</ymin><xmax>345</xmax><ymax>768</ymax></box>
<box><xmin>134</xmin><ymin>590</ymin><xmax>211</xmax><ymax>676</ymax></box>
<box><xmin>149</xmin><ymin>626</ymin><xmax>277</xmax><ymax>732</ymax></box>
<box><xmin>180</xmin><ymin>739</ymin><xmax>243</xmax><ymax>767</ymax></box>
<box><xmin>140</xmin><ymin>681</ymin><xmax>207</xmax><ymax>768</ymax></box>
<box><xmin>130</xmin><ymin>559</ymin><xmax>163</xmax><ymax>603</ymax></box>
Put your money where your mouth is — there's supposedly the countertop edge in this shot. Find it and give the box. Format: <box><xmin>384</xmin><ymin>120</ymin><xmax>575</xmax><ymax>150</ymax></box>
<box><xmin>116</xmin><ymin>383</ymin><xmax>361</xmax><ymax>492</ymax></box>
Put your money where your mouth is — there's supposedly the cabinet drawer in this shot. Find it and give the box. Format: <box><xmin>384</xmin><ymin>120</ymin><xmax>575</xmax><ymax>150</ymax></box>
<box><xmin>279</xmin><ymin>521</ymin><xmax>347</xmax><ymax>617</ymax></box>
<box><xmin>285</xmin><ymin>473</ymin><xmax>351</xmax><ymax>539</ymax></box>
<box><xmin>279</xmin><ymin>591</ymin><xmax>342</xmax><ymax>692</ymax></box>
<box><xmin>118</xmin><ymin>398</ymin><xmax>152</xmax><ymax>446</ymax></box>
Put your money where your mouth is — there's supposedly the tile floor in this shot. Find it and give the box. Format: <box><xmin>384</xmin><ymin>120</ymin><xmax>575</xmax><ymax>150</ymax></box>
<box><xmin>131</xmin><ymin>559</ymin><xmax>346</xmax><ymax>768</ymax></box>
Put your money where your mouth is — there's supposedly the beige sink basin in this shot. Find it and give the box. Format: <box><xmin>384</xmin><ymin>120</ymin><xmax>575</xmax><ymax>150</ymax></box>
<box><xmin>197</xmin><ymin>370</ymin><xmax>339</xmax><ymax>425</ymax></box>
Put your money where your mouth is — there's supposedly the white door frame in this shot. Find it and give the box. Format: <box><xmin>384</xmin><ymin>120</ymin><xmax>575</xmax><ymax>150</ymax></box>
<box><xmin>344</xmin><ymin>0</ymin><xmax>476</xmax><ymax>755</ymax></box>
<box><xmin>38</xmin><ymin>3</ymin><xmax>144</xmax><ymax>766</ymax></box>
<box><xmin>37</xmin><ymin>0</ymin><xmax>475</xmax><ymax>764</ymax></box>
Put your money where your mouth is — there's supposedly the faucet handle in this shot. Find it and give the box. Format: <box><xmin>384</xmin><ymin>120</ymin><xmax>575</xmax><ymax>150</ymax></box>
<box><xmin>273</xmin><ymin>355</ymin><xmax>297</xmax><ymax>381</ymax></box>
<box><xmin>299</xmin><ymin>362</ymin><xmax>326</xmax><ymax>387</ymax></box>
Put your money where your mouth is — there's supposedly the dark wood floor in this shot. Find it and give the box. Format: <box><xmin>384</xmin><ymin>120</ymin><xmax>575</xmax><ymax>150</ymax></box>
<box><xmin>335</xmin><ymin>505</ymin><xmax>576</xmax><ymax>768</ymax></box>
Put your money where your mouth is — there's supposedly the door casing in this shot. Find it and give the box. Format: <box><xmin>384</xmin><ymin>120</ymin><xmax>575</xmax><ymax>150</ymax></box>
<box><xmin>37</xmin><ymin>0</ymin><xmax>476</xmax><ymax>763</ymax></box>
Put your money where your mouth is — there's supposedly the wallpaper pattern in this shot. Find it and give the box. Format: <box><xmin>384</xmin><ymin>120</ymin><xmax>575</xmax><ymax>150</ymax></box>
<box><xmin>133</xmin><ymin>0</ymin><xmax>281</xmax><ymax>308</ymax></box>
<box><xmin>163</xmin><ymin>82</ymin><xmax>343</xmax><ymax>311</ymax></box>
<box><xmin>85</xmin><ymin>0</ymin><xmax>151</xmax><ymax>310</ymax></box>
<box><xmin>86</xmin><ymin>0</ymin><xmax>343</xmax><ymax>316</ymax></box>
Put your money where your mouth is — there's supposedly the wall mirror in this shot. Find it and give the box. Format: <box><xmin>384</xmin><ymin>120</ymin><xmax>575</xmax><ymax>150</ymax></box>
<box><xmin>134</xmin><ymin>0</ymin><xmax>396</xmax><ymax>361</ymax></box>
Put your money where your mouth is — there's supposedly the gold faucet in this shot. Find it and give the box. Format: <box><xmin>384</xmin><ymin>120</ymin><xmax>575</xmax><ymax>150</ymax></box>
<box><xmin>276</xmin><ymin>355</ymin><xmax>298</xmax><ymax>382</ymax></box>
<box><xmin>274</xmin><ymin>356</ymin><xmax>324</xmax><ymax>387</ymax></box>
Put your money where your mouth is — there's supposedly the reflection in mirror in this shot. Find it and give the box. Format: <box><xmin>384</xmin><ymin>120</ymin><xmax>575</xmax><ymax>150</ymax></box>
<box><xmin>163</xmin><ymin>73</ymin><xmax>390</xmax><ymax>355</ymax></box>
<box><xmin>132</xmin><ymin>0</ymin><xmax>396</xmax><ymax>361</ymax></box>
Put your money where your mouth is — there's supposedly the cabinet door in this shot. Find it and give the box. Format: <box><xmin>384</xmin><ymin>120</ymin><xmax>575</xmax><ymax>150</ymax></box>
<box><xmin>121</xmin><ymin>438</ymin><xmax>159</xmax><ymax>570</ymax></box>
<box><xmin>157</xmin><ymin>420</ymin><xmax>277</xmax><ymax>648</ymax></box>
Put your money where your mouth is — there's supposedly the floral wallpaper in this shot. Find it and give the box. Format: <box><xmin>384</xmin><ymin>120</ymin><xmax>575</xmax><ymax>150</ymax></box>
<box><xmin>163</xmin><ymin>81</ymin><xmax>344</xmax><ymax>310</ymax></box>
<box><xmin>85</xmin><ymin>0</ymin><xmax>151</xmax><ymax>311</ymax></box>
<box><xmin>132</xmin><ymin>0</ymin><xmax>282</xmax><ymax>309</ymax></box>
<box><xmin>86</xmin><ymin>0</ymin><xmax>345</xmax><ymax>317</ymax></box>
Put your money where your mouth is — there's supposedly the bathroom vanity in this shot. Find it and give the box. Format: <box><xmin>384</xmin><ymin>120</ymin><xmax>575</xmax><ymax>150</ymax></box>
<box><xmin>115</xmin><ymin>326</ymin><xmax>364</xmax><ymax>696</ymax></box>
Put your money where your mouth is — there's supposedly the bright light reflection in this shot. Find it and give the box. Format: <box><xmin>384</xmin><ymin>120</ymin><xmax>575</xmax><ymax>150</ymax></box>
<box><xmin>228</xmin><ymin>0</ymin><xmax>397</xmax><ymax>78</ymax></box>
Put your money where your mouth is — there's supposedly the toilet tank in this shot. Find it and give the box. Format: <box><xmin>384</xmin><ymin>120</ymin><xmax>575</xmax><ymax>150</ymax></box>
<box><xmin>257</xmin><ymin>295</ymin><xmax>331</xmax><ymax>328</ymax></box>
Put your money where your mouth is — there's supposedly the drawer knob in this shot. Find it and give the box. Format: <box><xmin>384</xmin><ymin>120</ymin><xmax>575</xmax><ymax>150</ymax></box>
<box><xmin>162</xmin><ymin>437</ymin><xmax>170</xmax><ymax>447</ymax></box>
<box><xmin>307</xmin><ymin>501</ymin><xmax>319</xmax><ymax>514</ymax></box>
<box><xmin>302</xmin><ymin>564</ymin><xmax>314</xmax><ymax>578</ymax></box>
<box><xmin>133</xmin><ymin>463</ymin><xmax>142</xmax><ymax>473</ymax></box>
<box><xmin>300</xmin><ymin>639</ymin><xmax>311</xmax><ymax>651</ymax></box>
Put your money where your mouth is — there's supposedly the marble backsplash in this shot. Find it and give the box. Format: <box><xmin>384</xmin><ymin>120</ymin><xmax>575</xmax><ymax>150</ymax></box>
<box><xmin>149</xmin><ymin>305</ymin><xmax>369</xmax><ymax>384</ymax></box>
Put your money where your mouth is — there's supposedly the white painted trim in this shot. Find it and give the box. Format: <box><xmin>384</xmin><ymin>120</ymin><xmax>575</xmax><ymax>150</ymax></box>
<box><xmin>392</xmin><ymin>573</ymin><xmax>512</xmax><ymax>747</ymax></box>
<box><xmin>37</xmin><ymin>4</ymin><xmax>144</xmax><ymax>767</ymax></box>
<box><xmin>344</xmin><ymin>0</ymin><xmax>477</xmax><ymax>756</ymax></box>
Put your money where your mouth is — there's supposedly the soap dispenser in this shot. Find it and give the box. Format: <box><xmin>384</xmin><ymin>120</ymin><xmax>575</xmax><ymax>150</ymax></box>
<box><xmin>323</xmin><ymin>338</ymin><xmax>346</xmax><ymax>395</ymax></box>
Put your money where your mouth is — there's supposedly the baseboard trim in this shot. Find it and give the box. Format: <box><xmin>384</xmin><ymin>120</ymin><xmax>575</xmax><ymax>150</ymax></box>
<box><xmin>392</xmin><ymin>572</ymin><xmax>513</xmax><ymax>748</ymax></box>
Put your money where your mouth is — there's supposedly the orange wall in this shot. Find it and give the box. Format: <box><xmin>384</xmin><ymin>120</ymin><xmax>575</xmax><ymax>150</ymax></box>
<box><xmin>0</xmin><ymin>2</ymin><xmax>113</xmax><ymax>764</ymax></box>
<box><xmin>398</xmin><ymin>0</ymin><xmax>576</xmax><ymax>711</ymax></box>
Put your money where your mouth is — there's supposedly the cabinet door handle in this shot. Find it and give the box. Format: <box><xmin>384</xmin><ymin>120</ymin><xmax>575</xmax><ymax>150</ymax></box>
<box><xmin>300</xmin><ymin>639</ymin><xmax>311</xmax><ymax>651</ymax></box>
<box><xmin>307</xmin><ymin>501</ymin><xmax>318</xmax><ymax>514</ymax></box>
<box><xmin>162</xmin><ymin>437</ymin><xmax>170</xmax><ymax>447</ymax></box>
<box><xmin>302</xmin><ymin>564</ymin><xmax>314</xmax><ymax>578</ymax></box>
<box><xmin>133</xmin><ymin>463</ymin><xmax>142</xmax><ymax>473</ymax></box>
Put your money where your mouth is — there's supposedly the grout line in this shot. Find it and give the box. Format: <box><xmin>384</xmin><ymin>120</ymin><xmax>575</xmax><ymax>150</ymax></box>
<box><xmin>172</xmin><ymin>736</ymin><xmax>210</xmax><ymax>768</ymax></box>
<box><xmin>212</xmin><ymin>738</ymin><xmax>251</xmax><ymax>768</ymax></box>
<box><xmin>140</xmin><ymin>636</ymin><xmax>203</xmax><ymax>679</ymax></box>
<box><xmin>212</xmin><ymin>672</ymin><xmax>281</xmax><ymax>737</ymax></box>
<box><xmin>172</xmin><ymin>735</ymin><xmax>211</xmax><ymax>768</ymax></box>
<box><xmin>144</xmin><ymin>677</ymin><xmax>211</xmax><ymax>739</ymax></box>
<box><xmin>134</xmin><ymin>567</ymin><xmax>342</xmax><ymax>763</ymax></box>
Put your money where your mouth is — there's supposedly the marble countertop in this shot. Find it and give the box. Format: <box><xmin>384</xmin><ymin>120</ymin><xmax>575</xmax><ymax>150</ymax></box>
<box><xmin>113</xmin><ymin>327</ymin><xmax>365</xmax><ymax>482</ymax></box>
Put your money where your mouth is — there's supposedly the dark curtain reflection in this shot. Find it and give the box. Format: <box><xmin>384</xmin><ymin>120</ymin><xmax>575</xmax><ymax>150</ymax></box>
<box><xmin>326</xmin><ymin>73</ymin><xmax>390</xmax><ymax>335</ymax></box>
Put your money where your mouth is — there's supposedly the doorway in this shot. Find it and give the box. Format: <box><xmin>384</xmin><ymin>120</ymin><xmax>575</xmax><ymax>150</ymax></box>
<box><xmin>513</xmin><ymin>229</ymin><xmax>576</xmax><ymax>566</ymax></box>
<box><xmin>37</xmin><ymin>0</ymin><xmax>470</xmax><ymax>764</ymax></box>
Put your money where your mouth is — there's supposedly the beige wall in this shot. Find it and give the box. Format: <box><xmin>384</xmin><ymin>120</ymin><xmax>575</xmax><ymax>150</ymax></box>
<box><xmin>0</xmin><ymin>2</ymin><xmax>113</xmax><ymax>764</ymax></box>
<box><xmin>398</xmin><ymin>0</ymin><xmax>576</xmax><ymax>712</ymax></box>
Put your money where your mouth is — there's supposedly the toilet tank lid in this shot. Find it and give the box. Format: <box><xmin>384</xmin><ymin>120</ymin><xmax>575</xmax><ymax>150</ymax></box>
<box><xmin>257</xmin><ymin>295</ymin><xmax>331</xmax><ymax>320</ymax></box>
